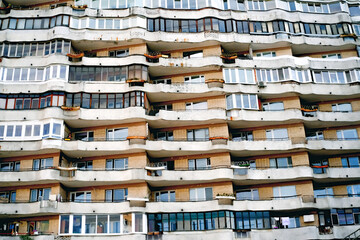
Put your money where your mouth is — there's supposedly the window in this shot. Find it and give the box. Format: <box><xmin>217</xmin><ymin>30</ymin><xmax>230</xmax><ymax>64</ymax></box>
<box><xmin>332</xmin><ymin>103</ymin><xmax>352</xmax><ymax>112</ymax></box>
<box><xmin>148</xmin><ymin>210</ymin><xmax>270</xmax><ymax>232</ymax></box>
<box><xmin>269</xmin><ymin>157</ymin><xmax>292</xmax><ymax>168</ymax></box>
<box><xmin>273</xmin><ymin>186</ymin><xmax>296</xmax><ymax>199</ymax></box>
<box><xmin>76</xmin><ymin>161</ymin><xmax>93</xmax><ymax>170</ymax></box>
<box><xmin>0</xmin><ymin>40</ymin><xmax>70</xmax><ymax>58</ymax></box>
<box><xmin>247</xmin><ymin>0</ymin><xmax>266</xmax><ymax>10</ymax></box>
<box><xmin>60</xmin><ymin>213</ymin><xmax>145</xmax><ymax>235</ymax></box>
<box><xmin>342</xmin><ymin>156</ymin><xmax>360</xmax><ymax>168</ymax></box>
<box><xmin>74</xmin><ymin>131</ymin><xmax>94</xmax><ymax>141</ymax></box>
<box><xmin>0</xmin><ymin>162</ymin><xmax>20</xmax><ymax>172</ymax></box>
<box><xmin>184</xmin><ymin>75</ymin><xmax>205</xmax><ymax>84</ymax></box>
<box><xmin>154</xmin><ymin>131</ymin><xmax>174</xmax><ymax>141</ymax></box>
<box><xmin>65</xmin><ymin>92</ymin><xmax>145</xmax><ymax>109</ymax></box>
<box><xmin>255</xmin><ymin>52</ymin><xmax>276</xmax><ymax>57</ymax></box>
<box><xmin>331</xmin><ymin>209</ymin><xmax>360</xmax><ymax>226</ymax></box>
<box><xmin>30</xmin><ymin>188</ymin><xmax>51</xmax><ymax>202</ymax></box>
<box><xmin>185</xmin><ymin>101</ymin><xmax>207</xmax><ymax>110</ymax></box>
<box><xmin>350</xmin><ymin>5</ymin><xmax>360</xmax><ymax>16</ymax></box>
<box><xmin>262</xmin><ymin>102</ymin><xmax>284</xmax><ymax>111</ymax></box>
<box><xmin>105</xmin><ymin>189</ymin><xmax>128</xmax><ymax>202</ymax></box>
<box><xmin>223</xmin><ymin>68</ymin><xmax>255</xmax><ymax>84</ymax></box>
<box><xmin>313</xmin><ymin>70</ymin><xmax>348</xmax><ymax>84</ymax></box>
<box><xmin>322</xmin><ymin>53</ymin><xmax>341</xmax><ymax>59</ymax></box>
<box><xmin>314</xmin><ymin>188</ymin><xmax>334</xmax><ymax>198</ymax></box>
<box><xmin>271</xmin><ymin>216</ymin><xmax>300</xmax><ymax>229</ymax></box>
<box><xmin>109</xmin><ymin>49</ymin><xmax>129</xmax><ymax>57</ymax></box>
<box><xmin>187</xmin><ymin>128</ymin><xmax>209</xmax><ymax>141</ymax></box>
<box><xmin>33</xmin><ymin>158</ymin><xmax>53</xmax><ymax>170</ymax></box>
<box><xmin>106</xmin><ymin>158</ymin><xmax>128</xmax><ymax>170</ymax></box>
<box><xmin>155</xmin><ymin>191</ymin><xmax>175</xmax><ymax>202</ymax></box>
<box><xmin>306</xmin><ymin>130</ymin><xmax>324</xmax><ymax>140</ymax></box>
<box><xmin>69</xmin><ymin>66</ymin><xmax>147</xmax><ymax>82</ymax></box>
<box><xmin>311</xmin><ymin>159</ymin><xmax>328</xmax><ymax>174</ymax></box>
<box><xmin>106</xmin><ymin>128</ymin><xmax>128</xmax><ymax>140</ymax></box>
<box><xmin>189</xmin><ymin>187</ymin><xmax>213</xmax><ymax>201</ymax></box>
<box><xmin>347</xmin><ymin>185</ymin><xmax>360</xmax><ymax>197</ymax></box>
<box><xmin>0</xmin><ymin>65</ymin><xmax>67</xmax><ymax>82</ymax></box>
<box><xmin>226</xmin><ymin>94</ymin><xmax>259</xmax><ymax>110</ymax></box>
<box><xmin>336</xmin><ymin>129</ymin><xmax>358</xmax><ymax>140</ymax></box>
<box><xmin>236</xmin><ymin>189</ymin><xmax>259</xmax><ymax>200</ymax></box>
<box><xmin>256</xmin><ymin>68</ymin><xmax>311</xmax><ymax>83</ymax></box>
<box><xmin>70</xmin><ymin>191</ymin><xmax>92</xmax><ymax>202</ymax></box>
<box><xmin>183</xmin><ymin>50</ymin><xmax>203</xmax><ymax>59</ymax></box>
<box><xmin>266</xmin><ymin>128</ymin><xmax>288</xmax><ymax>140</ymax></box>
<box><xmin>232</xmin><ymin>131</ymin><xmax>253</xmax><ymax>141</ymax></box>
<box><xmin>188</xmin><ymin>158</ymin><xmax>211</xmax><ymax>170</ymax></box>
<box><xmin>0</xmin><ymin>191</ymin><xmax>16</xmax><ymax>203</ymax></box>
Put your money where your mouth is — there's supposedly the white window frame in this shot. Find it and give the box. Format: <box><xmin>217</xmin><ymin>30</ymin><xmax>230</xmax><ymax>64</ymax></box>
<box><xmin>226</xmin><ymin>94</ymin><xmax>259</xmax><ymax>110</ymax></box>
<box><xmin>184</xmin><ymin>75</ymin><xmax>205</xmax><ymax>84</ymax></box>
<box><xmin>262</xmin><ymin>101</ymin><xmax>284</xmax><ymax>111</ymax></box>
<box><xmin>189</xmin><ymin>187</ymin><xmax>213</xmax><ymax>201</ymax></box>
<box><xmin>106</xmin><ymin>128</ymin><xmax>128</xmax><ymax>141</ymax></box>
<box><xmin>58</xmin><ymin>214</ymin><xmax>147</xmax><ymax>235</ymax></box>
<box><xmin>255</xmin><ymin>51</ymin><xmax>276</xmax><ymax>57</ymax></box>
<box><xmin>0</xmin><ymin>119</ymin><xmax>63</xmax><ymax>141</ymax></box>
<box><xmin>185</xmin><ymin>101</ymin><xmax>208</xmax><ymax>110</ymax></box>
<box><xmin>223</xmin><ymin>68</ymin><xmax>255</xmax><ymax>84</ymax></box>
<box><xmin>247</xmin><ymin>0</ymin><xmax>266</xmax><ymax>11</ymax></box>
<box><xmin>70</xmin><ymin>191</ymin><xmax>92</xmax><ymax>202</ymax></box>
<box><xmin>154</xmin><ymin>190</ymin><xmax>176</xmax><ymax>202</ymax></box>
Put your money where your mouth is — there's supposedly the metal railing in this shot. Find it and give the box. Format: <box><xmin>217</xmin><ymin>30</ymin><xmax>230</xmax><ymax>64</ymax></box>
<box><xmin>343</xmin><ymin>227</ymin><xmax>360</xmax><ymax>239</ymax></box>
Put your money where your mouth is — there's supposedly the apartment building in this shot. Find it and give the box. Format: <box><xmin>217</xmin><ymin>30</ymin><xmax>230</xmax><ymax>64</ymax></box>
<box><xmin>0</xmin><ymin>0</ymin><xmax>360</xmax><ymax>239</ymax></box>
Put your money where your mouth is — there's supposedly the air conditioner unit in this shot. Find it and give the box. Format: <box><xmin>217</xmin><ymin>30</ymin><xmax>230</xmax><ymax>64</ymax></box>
<box><xmin>258</xmin><ymin>81</ymin><xmax>266</xmax><ymax>88</ymax></box>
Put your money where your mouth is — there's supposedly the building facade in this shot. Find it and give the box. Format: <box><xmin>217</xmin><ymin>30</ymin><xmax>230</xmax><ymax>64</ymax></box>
<box><xmin>0</xmin><ymin>0</ymin><xmax>360</xmax><ymax>239</ymax></box>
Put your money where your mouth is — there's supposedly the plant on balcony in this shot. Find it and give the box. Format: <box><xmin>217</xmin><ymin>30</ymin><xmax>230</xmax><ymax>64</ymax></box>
<box><xmin>216</xmin><ymin>193</ymin><xmax>235</xmax><ymax>197</ymax></box>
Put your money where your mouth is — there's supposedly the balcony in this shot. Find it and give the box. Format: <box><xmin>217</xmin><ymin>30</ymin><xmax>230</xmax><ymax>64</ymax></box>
<box><xmin>233</xmin><ymin>166</ymin><xmax>314</xmax><ymax>184</ymax></box>
<box><xmin>0</xmin><ymin>168</ymin><xmax>147</xmax><ymax>187</ymax></box>
<box><xmin>146</xmin><ymin>168</ymin><xmax>233</xmax><ymax>187</ymax></box>
<box><xmin>227</xmin><ymin>109</ymin><xmax>303</xmax><ymax>127</ymax></box>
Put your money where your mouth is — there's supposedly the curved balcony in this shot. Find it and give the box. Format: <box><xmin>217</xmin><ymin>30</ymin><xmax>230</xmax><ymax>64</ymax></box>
<box><xmin>0</xmin><ymin>201</ymin><xmax>139</xmax><ymax>217</ymax></box>
<box><xmin>1</xmin><ymin>138</ymin><xmax>359</xmax><ymax>158</ymax></box>
<box><xmin>232</xmin><ymin>56</ymin><xmax>360</xmax><ymax>70</ymax></box>
<box><xmin>228</xmin><ymin>108</ymin><xmax>360</xmax><ymax>128</ymax></box>
<box><xmin>1</xmin><ymin>80</ymin><xmax>359</xmax><ymax>103</ymax></box>
<box><xmin>147</xmin><ymin>168</ymin><xmax>233</xmax><ymax>187</ymax></box>
<box><xmin>1</xmin><ymin>25</ymin><xmax>356</xmax><ymax>49</ymax></box>
<box><xmin>150</xmin><ymin>109</ymin><xmax>226</xmax><ymax>127</ymax></box>
<box><xmin>4</xmin><ymin>3</ymin><xmax>352</xmax><ymax>24</ymax></box>
<box><xmin>251</xmin><ymin>225</ymin><xmax>360</xmax><ymax>240</ymax></box>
